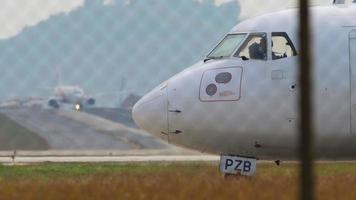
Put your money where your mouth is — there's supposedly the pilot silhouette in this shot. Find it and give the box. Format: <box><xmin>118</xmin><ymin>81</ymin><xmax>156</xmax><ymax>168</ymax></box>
<box><xmin>249</xmin><ymin>37</ymin><xmax>267</xmax><ymax>60</ymax></box>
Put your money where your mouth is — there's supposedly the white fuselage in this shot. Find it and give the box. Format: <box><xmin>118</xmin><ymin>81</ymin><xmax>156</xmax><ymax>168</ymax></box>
<box><xmin>54</xmin><ymin>86</ymin><xmax>85</xmax><ymax>103</ymax></box>
<box><xmin>49</xmin><ymin>86</ymin><xmax>95</xmax><ymax>108</ymax></box>
<box><xmin>133</xmin><ymin>5</ymin><xmax>356</xmax><ymax>160</ymax></box>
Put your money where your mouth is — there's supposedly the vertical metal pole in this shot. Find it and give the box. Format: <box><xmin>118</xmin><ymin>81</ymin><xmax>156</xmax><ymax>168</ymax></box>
<box><xmin>299</xmin><ymin>0</ymin><xmax>314</xmax><ymax>200</ymax></box>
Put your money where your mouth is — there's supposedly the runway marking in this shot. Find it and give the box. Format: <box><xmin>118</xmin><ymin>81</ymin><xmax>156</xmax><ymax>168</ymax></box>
<box><xmin>0</xmin><ymin>155</ymin><xmax>220</xmax><ymax>164</ymax></box>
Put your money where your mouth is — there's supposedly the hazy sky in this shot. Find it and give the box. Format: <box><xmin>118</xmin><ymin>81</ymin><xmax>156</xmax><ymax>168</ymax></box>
<box><xmin>238</xmin><ymin>0</ymin><xmax>331</xmax><ymax>18</ymax></box>
<box><xmin>0</xmin><ymin>0</ymin><xmax>332</xmax><ymax>39</ymax></box>
<box><xmin>0</xmin><ymin>0</ymin><xmax>84</xmax><ymax>39</ymax></box>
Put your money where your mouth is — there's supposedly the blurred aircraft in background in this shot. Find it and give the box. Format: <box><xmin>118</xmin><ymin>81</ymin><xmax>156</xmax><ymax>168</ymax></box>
<box><xmin>47</xmin><ymin>85</ymin><xmax>96</xmax><ymax>110</ymax></box>
<box><xmin>0</xmin><ymin>84</ymin><xmax>114</xmax><ymax>111</ymax></box>
<box><xmin>0</xmin><ymin>67</ymin><xmax>130</xmax><ymax>111</ymax></box>
<box><xmin>42</xmin><ymin>68</ymin><xmax>98</xmax><ymax>110</ymax></box>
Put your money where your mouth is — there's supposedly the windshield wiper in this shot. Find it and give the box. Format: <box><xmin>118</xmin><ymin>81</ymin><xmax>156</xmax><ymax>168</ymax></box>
<box><xmin>204</xmin><ymin>56</ymin><xmax>224</xmax><ymax>63</ymax></box>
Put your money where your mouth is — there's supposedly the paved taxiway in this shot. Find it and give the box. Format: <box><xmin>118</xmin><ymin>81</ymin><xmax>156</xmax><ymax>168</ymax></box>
<box><xmin>0</xmin><ymin>107</ymin><xmax>170</xmax><ymax>150</ymax></box>
<box><xmin>0</xmin><ymin>107</ymin><xmax>209</xmax><ymax>164</ymax></box>
<box><xmin>0</xmin><ymin>155</ymin><xmax>219</xmax><ymax>164</ymax></box>
<box><xmin>0</xmin><ymin>150</ymin><xmax>217</xmax><ymax>164</ymax></box>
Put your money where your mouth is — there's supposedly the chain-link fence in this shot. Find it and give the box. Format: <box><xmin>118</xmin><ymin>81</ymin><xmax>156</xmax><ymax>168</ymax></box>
<box><xmin>0</xmin><ymin>0</ymin><xmax>241</xmax><ymax>106</ymax></box>
<box><xmin>0</xmin><ymin>0</ymin><xmax>245</xmax><ymax>151</ymax></box>
<box><xmin>2</xmin><ymin>0</ymin><xmax>356</xmax><ymax>199</ymax></box>
<box><xmin>0</xmin><ymin>0</ymin><xmax>352</xmax><ymax>166</ymax></box>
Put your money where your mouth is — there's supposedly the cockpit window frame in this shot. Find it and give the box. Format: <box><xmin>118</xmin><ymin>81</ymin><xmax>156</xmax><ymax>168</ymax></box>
<box><xmin>206</xmin><ymin>33</ymin><xmax>248</xmax><ymax>60</ymax></box>
<box><xmin>233</xmin><ymin>32</ymin><xmax>268</xmax><ymax>61</ymax></box>
<box><xmin>204</xmin><ymin>31</ymin><xmax>299</xmax><ymax>62</ymax></box>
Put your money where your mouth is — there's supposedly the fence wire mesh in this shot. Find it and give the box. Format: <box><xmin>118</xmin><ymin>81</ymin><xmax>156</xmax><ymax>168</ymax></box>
<box><xmin>2</xmin><ymin>0</ymin><xmax>356</xmax><ymax>199</ymax></box>
<box><xmin>0</xmin><ymin>0</ymin><xmax>352</xmax><ymax>162</ymax></box>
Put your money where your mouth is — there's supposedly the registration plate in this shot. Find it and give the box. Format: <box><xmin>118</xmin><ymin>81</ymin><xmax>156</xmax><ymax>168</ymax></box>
<box><xmin>219</xmin><ymin>155</ymin><xmax>257</xmax><ymax>176</ymax></box>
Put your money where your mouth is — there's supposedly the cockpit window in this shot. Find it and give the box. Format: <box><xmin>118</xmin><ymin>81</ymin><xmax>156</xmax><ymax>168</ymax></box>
<box><xmin>272</xmin><ymin>32</ymin><xmax>297</xmax><ymax>60</ymax></box>
<box><xmin>207</xmin><ymin>34</ymin><xmax>247</xmax><ymax>59</ymax></box>
<box><xmin>234</xmin><ymin>33</ymin><xmax>267</xmax><ymax>60</ymax></box>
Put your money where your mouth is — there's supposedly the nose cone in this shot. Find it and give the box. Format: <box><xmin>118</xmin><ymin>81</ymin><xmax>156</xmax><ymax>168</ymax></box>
<box><xmin>132</xmin><ymin>84</ymin><xmax>168</xmax><ymax>136</ymax></box>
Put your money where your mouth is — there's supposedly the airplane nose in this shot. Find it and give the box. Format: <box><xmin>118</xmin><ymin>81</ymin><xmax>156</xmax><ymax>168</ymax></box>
<box><xmin>132</xmin><ymin>83</ymin><xmax>168</xmax><ymax>136</ymax></box>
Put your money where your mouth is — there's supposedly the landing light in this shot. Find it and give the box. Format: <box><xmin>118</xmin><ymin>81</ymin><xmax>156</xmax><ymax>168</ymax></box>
<box><xmin>75</xmin><ymin>104</ymin><xmax>81</xmax><ymax>111</ymax></box>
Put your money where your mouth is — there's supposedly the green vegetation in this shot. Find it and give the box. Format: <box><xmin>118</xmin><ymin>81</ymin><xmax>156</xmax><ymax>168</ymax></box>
<box><xmin>2</xmin><ymin>163</ymin><xmax>355</xmax><ymax>180</ymax></box>
<box><xmin>0</xmin><ymin>113</ymin><xmax>49</xmax><ymax>150</ymax></box>
<box><xmin>0</xmin><ymin>163</ymin><xmax>355</xmax><ymax>200</ymax></box>
<box><xmin>0</xmin><ymin>163</ymin><xmax>189</xmax><ymax>180</ymax></box>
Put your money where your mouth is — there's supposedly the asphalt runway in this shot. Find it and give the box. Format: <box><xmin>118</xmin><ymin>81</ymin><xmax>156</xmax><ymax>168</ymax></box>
<box><xmin>0</xmin><ymin>107</ymin><xmax>171</xmax><ymax>150</ymax></box>
<box><xmin>83</xmin><ymin>107</ymin><xmax>137</xmax><ymax>128</ymax></box>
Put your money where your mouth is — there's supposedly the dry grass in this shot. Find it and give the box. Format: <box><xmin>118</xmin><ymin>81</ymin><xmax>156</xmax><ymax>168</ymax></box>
<box><xmin>0</xmin><ymin>163</ymin><xmax>355</xmax><ymax>200</ymax></box>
